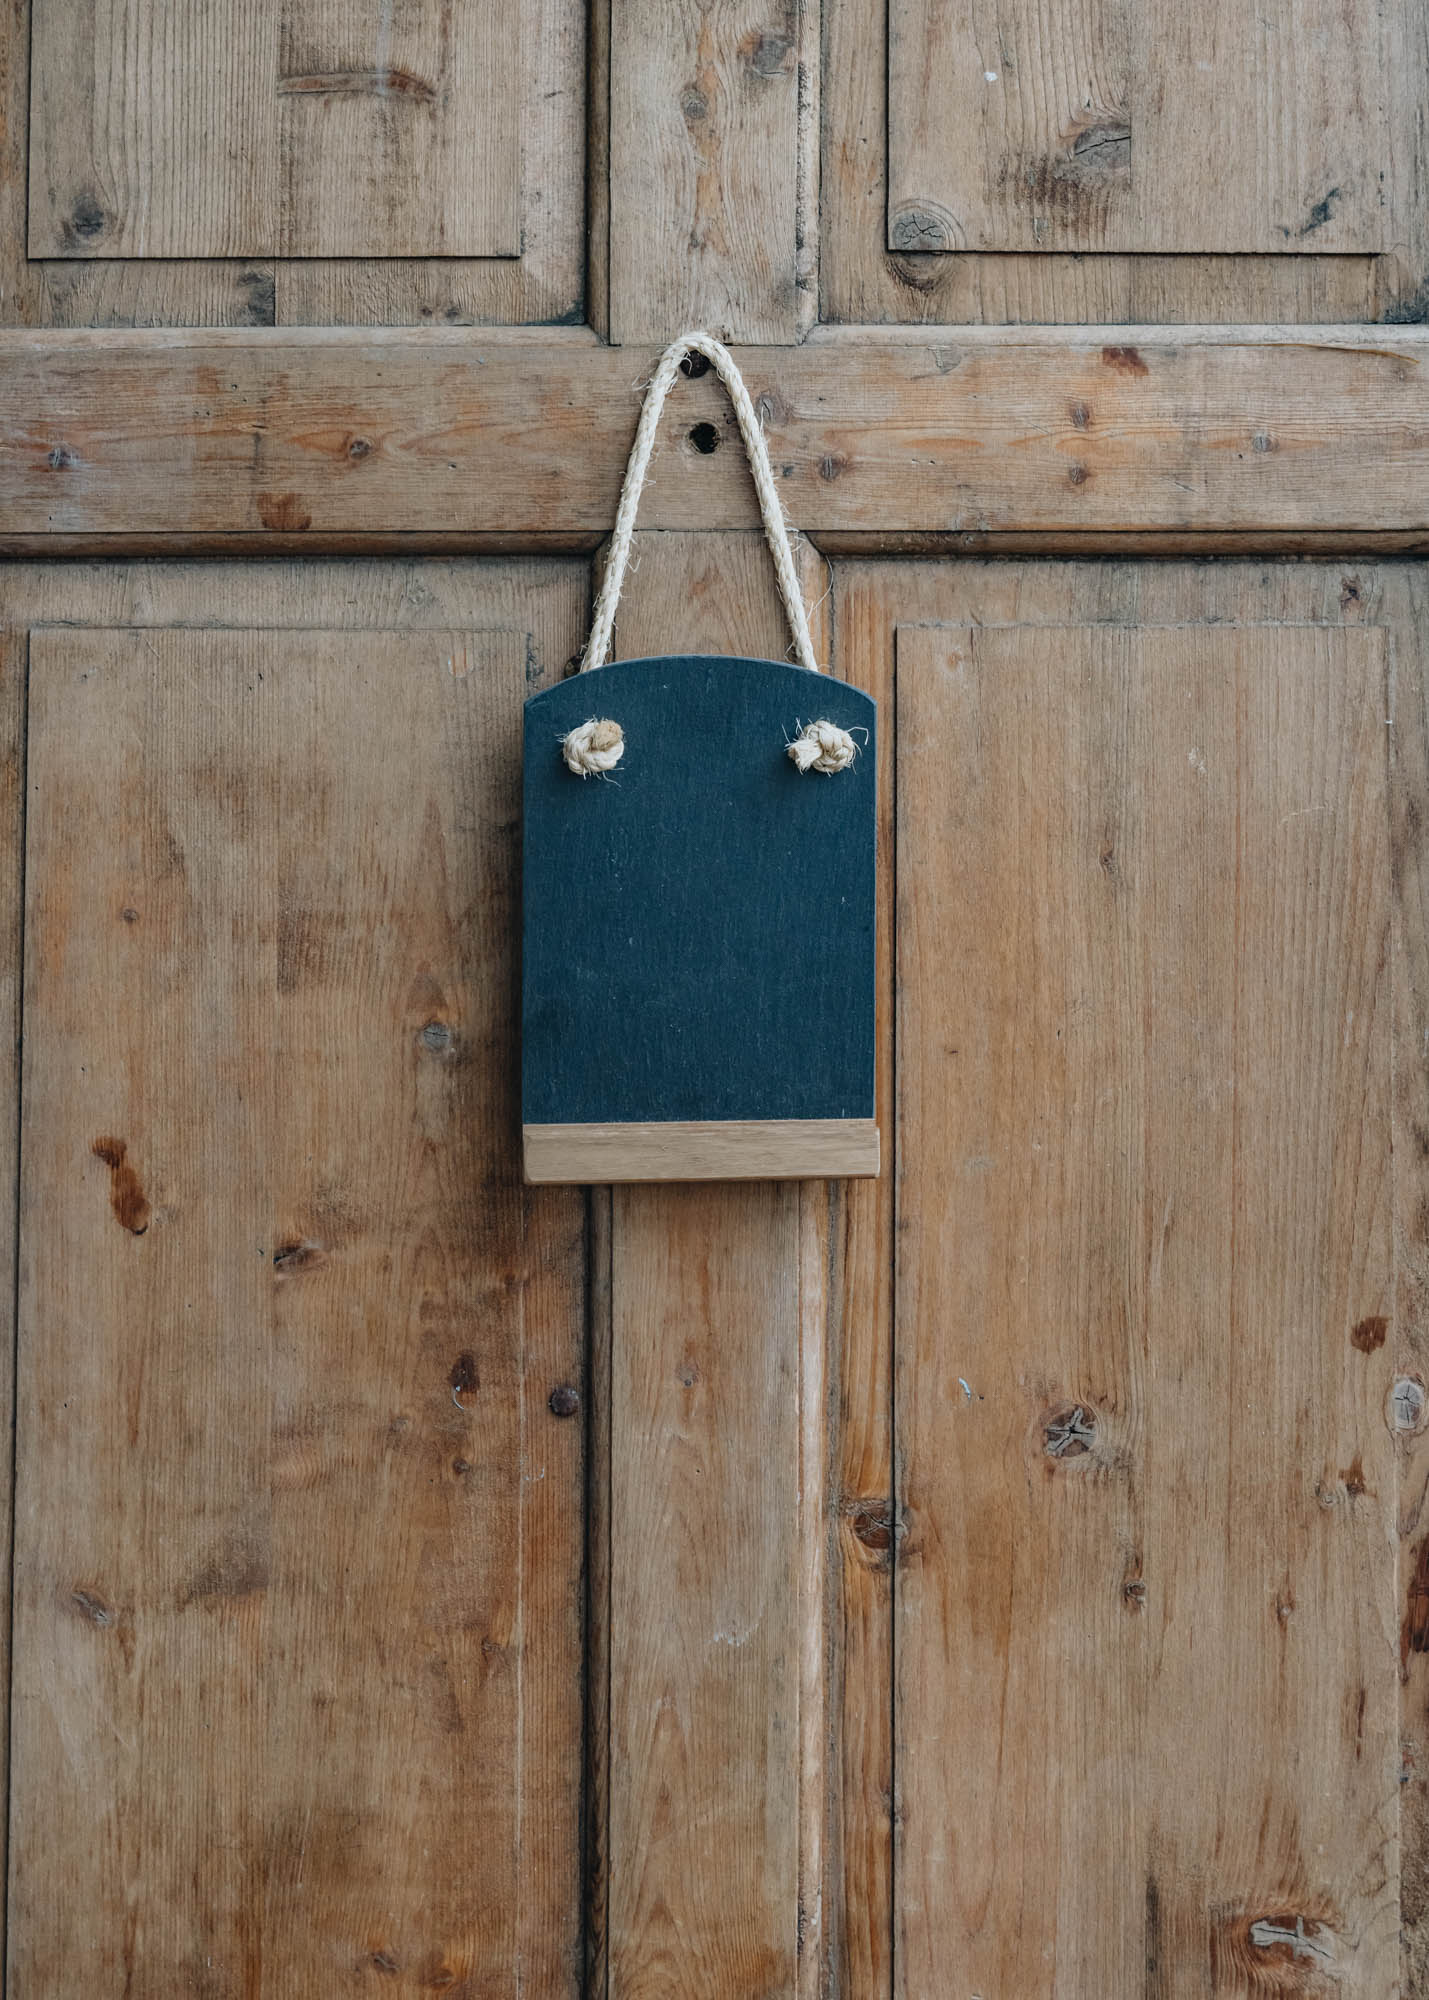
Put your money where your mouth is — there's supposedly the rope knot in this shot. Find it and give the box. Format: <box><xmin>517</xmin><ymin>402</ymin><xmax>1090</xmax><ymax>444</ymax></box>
<box><xmin>787</xmin><ymin>718</ymin><xmax>858</xmax><ymax>775</ymax></box>
<box><xmin>563</xmin><ymin>717</ymin><xmax>625</xmax><ymax>777</ymax></box>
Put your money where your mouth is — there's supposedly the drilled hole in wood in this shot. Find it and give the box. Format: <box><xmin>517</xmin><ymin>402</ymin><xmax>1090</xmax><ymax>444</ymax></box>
<box><xmin>688</xmin><ymin>421</ymin><xmax>721</xmax><ymax>454</ymax></box>
<box><xmin>679</xmin><ymin>351</ymin><xmax>711</xmax><ymax>378</ymax></box>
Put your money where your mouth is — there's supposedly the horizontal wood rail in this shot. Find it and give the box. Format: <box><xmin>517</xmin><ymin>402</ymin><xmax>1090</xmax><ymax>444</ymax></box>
<box><xmin>3</xmin><ymin>324</ymin><xmax>1429</xmax><ymax>554</ymax></box>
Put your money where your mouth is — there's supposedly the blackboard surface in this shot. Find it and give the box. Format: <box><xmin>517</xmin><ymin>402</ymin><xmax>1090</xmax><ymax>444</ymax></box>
<box><xmin>522</xmin><ymin>655</ymin><xmax>876</xmax><ymax>1138</ymax></box>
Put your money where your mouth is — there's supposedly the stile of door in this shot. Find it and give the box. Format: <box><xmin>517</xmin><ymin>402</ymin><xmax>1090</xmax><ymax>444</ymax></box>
<box><xmin>895</xmin><ymin>618</ymin><xmax>1400</xmax><ymax>1993</ymax></box>
<box><xmin>10</xmin><ymin>626</ymin><xmax>586</xmax><ymax>1991</ymax></box>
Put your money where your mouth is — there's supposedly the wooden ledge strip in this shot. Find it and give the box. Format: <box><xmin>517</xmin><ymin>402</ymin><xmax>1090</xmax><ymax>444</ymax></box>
<box><xmin>523</xmin><ymin>1119</ymin><xmax>881</xmax><ymax>1184</ymax></box>
<box><xmin>3</xmin><ymin>327</ymin><xmax>1429</xmax><ymax>549</ymax></box>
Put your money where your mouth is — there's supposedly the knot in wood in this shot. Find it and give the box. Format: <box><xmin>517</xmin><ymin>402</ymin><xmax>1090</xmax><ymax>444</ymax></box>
<box><xmin>1043</xmin><ymin>1403</ymin><xmax>1098</xmax><ymax>1457</ymax></box>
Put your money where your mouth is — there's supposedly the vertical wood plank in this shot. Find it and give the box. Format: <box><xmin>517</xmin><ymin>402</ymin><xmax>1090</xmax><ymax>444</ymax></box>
<box><xmin>1389</xmin><ymin>569</ymin><xmax>1429</xmax><ymax>1994</ymax></box>
<box><xmin>895</xmin><ymin>621</ymin><xmax>1399</xmax><ymax>1995</ymax></box>
<box><xmin>28</xmin><ymin>0</ymin><xmax>281</xmax><ymax>257</ymax></box>
<box><xmin>28</xmin><ymin>0</ymin><xmax>521</xmax><ymax>258</ymax></box>
<box><xmin>599</xmin><ymin>533</ymin><xmax>828</xmax><ymax>1997</ymax></box>
<box><xmin>9</xmin><ymin>626</ymin><xmax>585</xmax><ymax>1993</ymax></box>
<box><xmin>822</xmin><ymin>570</ymin><xmax>896</xmax><ymax>2000</ymax></box>
<box><xmin>821</xmin><ymin>0</ymin><xmax>1382</xmax><ymax>327</ymax></box>
<box><xmin>606</xmin><ymin>0</ymin><xmax>817</xmax><ymax>342</ymax></box>
<box><xmin>276</xmin><ymin>0</ymin><xmax>519</xmax><ymax>257</ymax></box>
<box><xmin>887</xmin><ymin>0</ymin><xmax>1387</xmax><ymax>254</ymax></box>
<box><xmin>0</xmin><ymin>631</ymin><xmax>23</xmax><ymax>1980</ymax></box>
<box><xmin>277</xmin><ymin>0</ymin><xmax>582</xmax><ymax>325</ymax></box>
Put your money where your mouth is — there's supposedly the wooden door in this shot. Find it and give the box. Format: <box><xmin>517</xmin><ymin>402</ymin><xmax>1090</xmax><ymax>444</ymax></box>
<box><xmin>1</xmin><ymin>2</ymin><xmax>1428</xmax><ymax>1996</ymax></box>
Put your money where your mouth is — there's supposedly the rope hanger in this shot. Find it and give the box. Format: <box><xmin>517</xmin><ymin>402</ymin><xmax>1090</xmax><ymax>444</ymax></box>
<box><xmin>564</xmin><ymin>331</ymin><xmax>859</xmax><ymax>778</ymax></box>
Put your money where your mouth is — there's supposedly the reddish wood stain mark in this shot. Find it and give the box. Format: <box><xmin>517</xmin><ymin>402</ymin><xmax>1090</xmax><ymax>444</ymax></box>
<box><xmin>1341</xmin><ymin>1453</ymin><xmax>1368</xmax><ymax>1498</ymax></box>
<box><xmin>1351</xmin><ymin>1313</ymin><xmax>1388</xmax><ymax>1352</ymax></box>
<box><xmin>450</xmin><ymin>1351</ymin><xmax>479</xmax><ymax>1399</ymax></box>
<box><xmin>1101</xmin><ymin>344</ymin><xmax>1149</xmax><ymax>376</ymax></box>
<box><xmin>256</xmin><ymin>491</ymin><xmax>312</xmax><ymax>532</ymax></box>
<box><xmin>278</xmin><ymin>68</ymin><xmax>437</xmax><ymax>101</ymax></box>
<box><xmin>91</xmin><ymin>1136</ymin><xmax>151</xmax><ymax>1234</ymax></box>
<box><xmin>1403</xmin><ymin>1534</ymin><xmax>1429</xmax><ymax>1675</ymax></box>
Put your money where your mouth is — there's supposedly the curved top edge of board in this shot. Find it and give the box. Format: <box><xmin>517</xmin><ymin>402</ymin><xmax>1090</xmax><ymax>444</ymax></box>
<box><xmin>525</xmin><ymin>654</ymin><xmax>876</xmax><ymax>718</ymax></box>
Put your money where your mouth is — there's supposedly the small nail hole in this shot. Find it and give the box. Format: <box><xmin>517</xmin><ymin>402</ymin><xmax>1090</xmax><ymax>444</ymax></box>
<box><xmin>688</xmin><ymin>421</ymin><xmax>721</xmax><ymax>454</ymax></box>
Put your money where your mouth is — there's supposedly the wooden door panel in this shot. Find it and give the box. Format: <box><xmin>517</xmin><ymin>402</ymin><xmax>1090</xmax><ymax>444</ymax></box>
<box><xmin>28</xmin><ymin>0</ymin><xmax>520</xmax><ymax>258</ymax></box>
<box><xmin>825</xmin><ymin>0</ymin><xmax>1425</xmax><ymax>324</ymax></box>
<box><xmin>10</xmin><ymin>623</ymin><xmax>585</xmax><ymax>1992</ymax></box>
<box><xmin>888</xmin><ymin>0</ymin><xmax>1388</xmax><ymax>255</ymax></box>
<box><xmin>895</xmin><ymin>617</ymin><xmax>1398</xmax><ymax>1994</ymax></box>
<box><xmin>591</xmin><ymin>535</ymin><xmax>831</xmax><ymax>2000</ymax></box>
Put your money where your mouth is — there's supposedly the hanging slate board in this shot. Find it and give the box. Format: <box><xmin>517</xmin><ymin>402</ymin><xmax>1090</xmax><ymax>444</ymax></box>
<box><xmin>522</xmin><ymin>654</ymin><xmax>878</xmax><ymax>1183</ymax></box>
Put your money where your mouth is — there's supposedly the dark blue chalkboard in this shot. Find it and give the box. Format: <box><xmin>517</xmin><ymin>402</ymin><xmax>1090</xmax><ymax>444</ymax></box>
<box><xmin>522</xmin><ymin>655</ymin><xmax>876</xmax><ymax>1132</ymax></box>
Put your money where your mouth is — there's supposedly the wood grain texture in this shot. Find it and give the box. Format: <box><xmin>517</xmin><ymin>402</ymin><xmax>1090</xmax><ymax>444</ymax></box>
<box><xmin>10</xmin><ymin>624</ymin><xmax>586</xmax><ymax>1993</ymax></box>
<box><xmin>1388</xmin><ymin>564</ymin><xmax>1429</xmax><ymax>1996</ymax></box>
<box><xmin>889</xmin><ymin>0</ymin><xmax>1386</xmax><ymax>255</ymax></box>
<box><xmin>822</xmin><ymin>0</ymin><xmax>1397</xmax><ymax>324</ymax></box>
<box><xmin>836</xmin><ymin>558</ymin><xmax>1429</xmax><ymax>1987</ymax></box>
<box><xmin>0</xmin><ymin>0</ymin><xmax>276</xmax><ymax>338</ymax></box>
<box><xmin>606</xmin><ymin>0</ymin><xmax>817</xmax><ymax>341</ymax></box>
<box><xmin>597</xmin><ymin>533</ymin><xmax>828</xmax><ymax>1998</ymax></box>
<box><xmin>820</xmin><ymin>569</ymin><xmax>897</xmax><ymax>2000</ymax></box>
<box><xmin>277</xmin><ymin>0</ymin><xmax>517</xmax><ymax>258</ymax></box>
<box><xmin>275</xmin><ymin>0</ymin><xmax>583</xmax><ymax>327</ymax></box>
<box><xmin>0</xmin><ymin>0</ymin><xmax>580</xmax><ymax>327</ymax></box>
<box><xmin>524</xmin><ymin>1119</ymin><xmax>880</xmax><ymax>1183</ymax></box>
<box><xmin>28</xmin><ymin>0</ymin><xmax>279</xmax><ymax>258</ymax></box>
<box><xmin>28</xmin><ymin>0</ymin><xmax>519</xmax><ymax>257</ymax></box>
<box><xmin>895</xmin><ymin>618</ymin><xmax>1398</xmax><ymax>1996</ymax></box>
<box><xmin>15</xmin><ymin>328</ymin><xmax>1429</xmax><ymax>550</ymax></box>
<box><xmin>0</xmin><ymin>630</ymin><xmax>24</xmax><ymax>1978</ymax></box>
<box><xmin>1</xmin><ymin>555</ymin><xmax>1425</xmax><ymax>1984</ymax></box>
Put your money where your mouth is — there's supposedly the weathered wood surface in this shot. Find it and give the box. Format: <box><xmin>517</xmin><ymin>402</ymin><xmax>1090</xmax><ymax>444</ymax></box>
<box><xmin>605</xmin><ymin>0</ymin><xmax>817</xmax><ymax>343</ymax></box>
<box><xmin>1389</xmin><ymin>564</ymin><xmax>1429</xmax><ymax>1997</ymax></box>
<box><xmin>272</xmin><ymin>0</ymin><xmax>587</xmax><ymax>327</ymax></box>
<box><xmin>888</xmin><ymin>0</ymin><xmax>1387</xmax><ymax>255</ymax></box>
<box><xmin>597</xmin><ymin>533</ymin><xmax>829</xmax><ymax>1999</ymax></box>
<box><xmin>895</xmin><ymin>614</ymin><xmax>1399</xmax><ymax>1995</ymax></box>
<box><xmin>28</xmin><ymin>0</ymin><xmax>519</xmax><ymax>258</ymax></box>
<box><xmin>6</xmin><ymin>0</ymin><xmax>581</xmax><ymax>328</ymax></box>
<box><xmin>9</xmin><ymin>622</ymin><xmax>586</xmax><ymax>1992</ymax></box>
<box><xmin>10</xmin><ymin>328</ymin><xmax>1429</xmax><ymax>549</ymax></box>
<box><xmin>524</xmin><ymin>1118</ymin><xmax>881</xmax><ymax>1184</ymax></box>
<box><xmin>0</xmin><ymin>555</ymin><xmax>1424</xmax><ymax>1989</ymax></box>
<box><xmin>821</xmin><ymin>0</ymin><xmax>1423</xmax><ymax>325</ymax></box>
<box><xmin>0</xmin><ymin>629</ymin><xmax>22</xmax><ymax>1978</ymax></box>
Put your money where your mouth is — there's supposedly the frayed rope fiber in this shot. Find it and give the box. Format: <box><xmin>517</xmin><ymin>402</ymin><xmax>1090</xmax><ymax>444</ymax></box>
<box><xmin>562</xmin><ymin>717</ymin><xmax>625</xmax><ymax>777</ymax></box>
<box><xmin>564</xmin><ymin>329</ymin><xmax>857</xmax><ymax>778</ymax></box>
<box><xmin>787</xmin><ymin>719</ymin><xmax>857</xmax><ymax>774</ymax></box>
